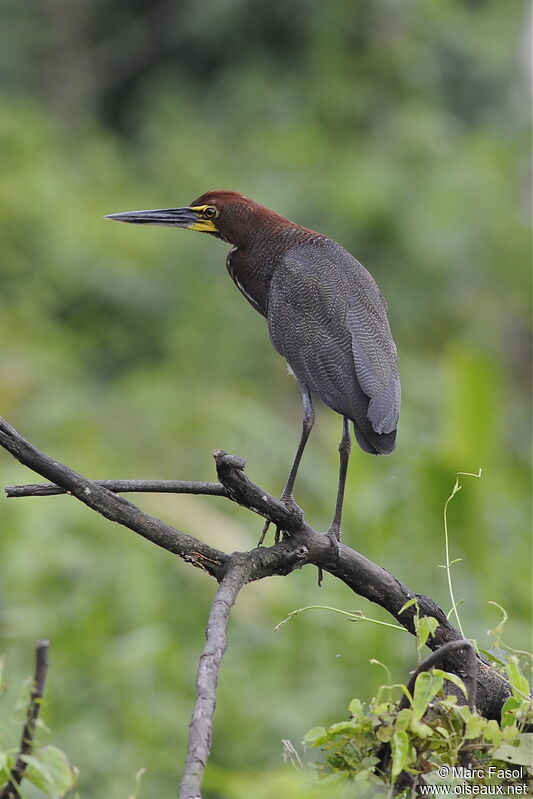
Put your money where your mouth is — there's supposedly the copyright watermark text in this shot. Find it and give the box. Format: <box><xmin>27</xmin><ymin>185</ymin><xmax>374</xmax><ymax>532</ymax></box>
<box><xmin>418</xmin><ymin>765</ymin><xmax>530</xmax><ymax>795</ymax></box>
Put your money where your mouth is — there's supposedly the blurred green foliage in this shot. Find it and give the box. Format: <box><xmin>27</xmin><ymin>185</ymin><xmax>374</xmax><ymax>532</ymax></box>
<box><xmin>304</xmin><ymin>656</ymin><xmax>533</xmax><ymax>795</ymax></box>
<box><xmin>0</xmin><ymin>0</ymin><xmax>530</xmax><ymax>796</ymax></box>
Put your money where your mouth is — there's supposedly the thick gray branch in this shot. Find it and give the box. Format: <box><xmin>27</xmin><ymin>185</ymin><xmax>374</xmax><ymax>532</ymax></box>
<box><xmin>211</xmin><ymin>450</ymin><xmax>511</xmax><ymax>720</ymax></box>
<box><xmin>401</xmin><ymin>640</ymin><xmax>478</xmax><ymax>712</ymax></box>
<box><xmin>179</xmin><ymin>556</ymin><xmax>252</xmax><ymax>799</ymax></box>
<box><xmin>0</xmin><ymin>418</ymin><xmax>226</xmax><ymax>579</ymax></box>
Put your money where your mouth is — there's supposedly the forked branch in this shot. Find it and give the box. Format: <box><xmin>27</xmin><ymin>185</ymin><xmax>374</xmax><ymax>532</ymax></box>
<box><xmin>0</xmin><ymin>419</ymin><xmax>227</xmax><ymax>579</ymax></box>
<box><xmin>0</xmin><ymin>416</ymin><xmax>511</xmax><ymax>798</ymax></box>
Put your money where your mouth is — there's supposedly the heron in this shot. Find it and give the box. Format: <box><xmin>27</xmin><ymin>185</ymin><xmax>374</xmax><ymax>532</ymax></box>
<box><xmin>106</xmin><ymin>191</ymin><xmax>400</xmax><ymax>543</ymax></box>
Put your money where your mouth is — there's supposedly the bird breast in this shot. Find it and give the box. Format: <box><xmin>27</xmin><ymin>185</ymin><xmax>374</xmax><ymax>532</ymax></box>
<box><xmin>226</xmin><ymin>245</ymin><xmax>275</xmax><ymax>316</ymax></box>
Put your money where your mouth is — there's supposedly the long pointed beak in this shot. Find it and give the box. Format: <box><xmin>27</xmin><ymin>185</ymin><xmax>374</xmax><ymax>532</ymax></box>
<box><xmin>104</xmin><ymin>207</ymin><xmax>199</xmax><ymax>228</ymax></box>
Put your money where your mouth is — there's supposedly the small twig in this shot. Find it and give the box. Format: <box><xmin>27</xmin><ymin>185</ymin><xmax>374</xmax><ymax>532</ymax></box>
<box><xmin>5</xmin><ymin>480</ymin><xmax>228</xmax><ymax>499</ymax></box>
<box><xmin>274</xmin><ymin>604</ymin><xmax>408</xmax><ymax>633</ymax></box>
<box><xmin>0</xmin><ymin>640</ymin><xmax>50</xmax><ymax>799</ymax></box>
<box><xmin>179</xmin><ymin>556</ymin><xmax>252</xmax><ymax>799</ymax></box>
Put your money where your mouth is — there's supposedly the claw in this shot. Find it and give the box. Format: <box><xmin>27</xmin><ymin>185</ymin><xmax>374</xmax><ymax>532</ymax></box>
<box><xmin>257</xmin><ymin>493</ymin><xmax>303</xmax><ymax>546</ymax></box>
<box><xmin>258</xmin><ymin>518</ymin><xmax>271</xmax><ymax>546</ymax></box>
<box><xmin>325</xmin><ymin>526</ymin><xmax>341</xmax><ymax>556</ymax></box>
<box><xmin>316</xmin><ymin>528</ymin><xmax>340</xmax><ymax>583</ymax></box>
<box><xmin>279</xmin><ymin>494</ymin><xmax>304</xmax><ymax>519</ymax></box>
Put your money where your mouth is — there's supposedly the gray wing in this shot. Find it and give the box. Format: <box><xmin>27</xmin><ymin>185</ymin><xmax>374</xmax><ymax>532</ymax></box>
<box><xmin>266</xmin><ymin>242</ymin><xmax>400</xmax><ymax>454</ymax></box>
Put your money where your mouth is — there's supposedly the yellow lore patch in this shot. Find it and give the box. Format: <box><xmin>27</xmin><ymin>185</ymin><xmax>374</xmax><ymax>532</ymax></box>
<box><xmin>189</xmin><ymin>204</ymin><xmax>219</xmax><ymax>232</ymax></box>
<box><xmin>188</xmin><ymin>219</ymin><xmax>218</xmax><ymax>232</ymax></box>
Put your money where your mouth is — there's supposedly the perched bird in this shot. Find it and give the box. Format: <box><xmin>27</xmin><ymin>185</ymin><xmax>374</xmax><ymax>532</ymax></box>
<box><xmin>106</xmin><ymin>191</ymin><xmax>400</xmax><ymax>541</ymax></box>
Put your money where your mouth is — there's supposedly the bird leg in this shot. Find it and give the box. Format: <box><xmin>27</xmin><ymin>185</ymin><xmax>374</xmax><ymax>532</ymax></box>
<box><xmin>280</xmin><ymin>385</ymin><xmax>315</xmax><ymax>504</ymax></box>
<box><xmin>258</xmin><ymin>386</ymin><xmax>314</xmax><ymax>545</ymax></box>
<box><xmin>327</xmin><ymin>415</ymin><xmax>352</xmax><ymax>543</ymax></box>
<box><xmin>318</xmin><ymin>417</ymin><xmax>351</xmax><ymax>586</ymax></box>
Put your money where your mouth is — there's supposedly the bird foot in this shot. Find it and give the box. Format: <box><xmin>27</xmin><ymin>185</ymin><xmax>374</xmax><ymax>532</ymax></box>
<box><xmin>279</xmin><ymin>493</ymin><xmax>304</xmax><ymax>519</ymax></box>
<box><xmin>317</xmin><ymin>529</ymin><xmax>341</xmax><ymax>587</ymax></box>
<box><xmin>257</xmin><ymin>494</ymin><xmax>303</xmax><ymax>546</ymax></box>
<box><xmin>325</xmin><ymin>525</ymin><xmax>341</xmax><ymax>553</ymax></box>
<box><xmin>257</xmin><ymin>519</ymin><xmax>280</xmax><ymax>546</ymax></box>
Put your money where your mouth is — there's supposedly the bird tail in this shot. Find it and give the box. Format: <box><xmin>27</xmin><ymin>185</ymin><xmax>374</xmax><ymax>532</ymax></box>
<box><xmin>353</xmin><ymin>422</ymin><xmax>397</xmax><ymax>455</ymax></box>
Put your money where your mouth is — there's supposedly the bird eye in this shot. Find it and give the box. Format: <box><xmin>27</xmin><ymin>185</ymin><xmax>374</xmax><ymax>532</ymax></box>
<box><xmin>204</xmin><ymin>206</ymin><xmax>218</xmax><ymax>219</ymax></box>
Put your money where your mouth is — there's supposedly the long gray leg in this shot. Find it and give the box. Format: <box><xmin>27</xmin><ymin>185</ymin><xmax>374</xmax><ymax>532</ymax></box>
<box><xmin>281</xmin><ymin>384</ymin><xmax>315</xmax><ymax>501</ymax></box>
<box><xmin>258</xmin><ymin>384</ymin><xmax>314</xmax><ymax>546</ymax></box>
<box><xmin>328</xmin><ymin>415</ymin><xmax>352</xmax><ymax>541</ymax></box>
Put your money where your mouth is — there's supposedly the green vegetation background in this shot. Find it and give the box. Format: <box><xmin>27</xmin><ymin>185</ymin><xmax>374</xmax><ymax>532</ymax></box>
<box><xmin>0</xmin><ymin>1</ymin><xmax>530</xmax><ymax>797</ymax></box>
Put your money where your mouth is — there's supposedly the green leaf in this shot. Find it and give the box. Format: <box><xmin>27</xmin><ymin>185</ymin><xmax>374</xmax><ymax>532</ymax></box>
<box><xmin>376</xmin><ymin>725</ymin><xmax>393</xmax><ymax>742</ymax></box>
<box><xmin>22</xmin><ymin>746</ymin><xmax>75</xmax><ymax>798</ymax></box>
<box><xmin>391</xmin><ymin>730</ymin><xmax>410</xmax><ymax>778</ymax></box>
<box><xmin>410</xmin><ymin>719</ymin><xmax>433</xmax><ymax>738</ymax></box>
<box><xmin>435</xmin><ymin>726</ymin><xmax>450</xmax><ymax>739</ymax></box>
<box><xmin>457</xmin><ymin>704</ymin><xmax>473</xmax><ymax>722</ymax></box>
<box><xmin>0</xmin><ymin>751</ymin><xmax>13</xmax><ymax>787</ymax></box>
<box><xmin>399</xmin><ymin>598</ymin><xmax>418</xmax><ymax>615</ymax></box>
<box><xmin>500</xmin><ymin>696</ymin><xmax>521</xmax><ymax>727</ymax></box>
<box><xmin>479</xmin><ymin>648</ymin><xmax>506</xmax><ymax>667</ymax></box>
<box><xmin>302</xmin><ymin>726</ymin><xmax>327</xmax><ymax>746</ymax></box>
<box><xmin>21</xmin><ymin>754</ymin><xmax>55</xmax><ymax>796</ymax></box>
<box><xmin>491</xmin><ymin>733</ymin><xmax>533</xmax><ymax>767</ymax></box>
<box><xmin>412</xmin><ymin>671</ymin><xmax>444</xmax><ymax>721</ymax></box>
<box><xmin>415</xmin><ymin>616</ymin><xmax>440</xmax><ymax>649</ymax></box>
<box><xmin>432</xmin><ymin>669</ymin><xmax>468</xmax><ymax>698</ymax></box>
<box><xmin>439</xmin><ymin>694</ymin><xmax>458</xmax><ymax>710</ymax></box>
<box><xmin>37</xmin><ymin>747</ymin><xmax>75</xmax><ymax>796</ymax></box>
<box><xmin>502</xmin><ymin>723</ymin><xmax>519</xmax><ymax>742</ymax></box>
<box><xmin>483</xmin><ymin>719</ymin><xmax>503</xmax><ymax>745</ymax></box>
<box><xmin>348</xmin><ymin>698</ymin><xmax>362</xmax><ymax>716</ymax></box>
<box><xmin>505</xmin><ymin>659</ymin><xmax>530</xmax><ymax>699</ymax></box>
<box><xmin>464</xmin><ymin>714</ymin><xmax>486</xmax><ymax>739</ymax></box>
<box><xmin>328</xmin><ymin>720</ymin><xmax>356</xmax><ymax>735</ymax></box>
<box><xmin>395</xmin><ymin>708</ymin><xmax>412</xmax><ymax>731</ymax></box>
<box><xmin>353</xmin><ymin>766</ymin><xmax>375</xmax><ymax>784</ymax></box>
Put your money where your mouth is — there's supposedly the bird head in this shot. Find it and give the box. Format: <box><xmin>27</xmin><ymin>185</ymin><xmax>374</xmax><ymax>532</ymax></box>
<box><xmin>105</xmin><ymin>191</ymin><xmax>293</xmax><ymax>246</ymax></box>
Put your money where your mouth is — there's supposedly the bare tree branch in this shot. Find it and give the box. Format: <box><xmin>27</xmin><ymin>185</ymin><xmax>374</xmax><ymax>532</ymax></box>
<box><xmin>210</xmin><ymin>450</ymin><xmax>509</xmax><ymax>719</ymax></box>
<box><xmin>213</xmin><ymin>452</ymin><xmax>463</xmax><ymax>643</ymax></box>
<box><xmin>179</xmin><ymin>556</ymin><xmax>253</xmax><ymax>799</ymax></box>
<box><xmin>0</xmin><ymin>416</ymin><xmax>512</xmax><ymax>799</ymax></box>
<box><xmin>0</xmin><ymin>419</ymin><xmax>227</xmax><ymax>579</ymax></box>
<box><xmin>5</xmin><ymin>479</ymin><xmax>228</xmax><ymax>499</ymax></box>
<box><xmin>400</xmin><ymin>640</ymin><xmax>478</xmax><ymax>712</ymax></box>
<box><xmin>0</xmin><ymin>419</ymin><xmax>510</xmax><ymax>716</ymax></box>
<box><xmin>0</xmin><ymin>640</ymin><xmax>50</xmax><ymax>799</ymax></box>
